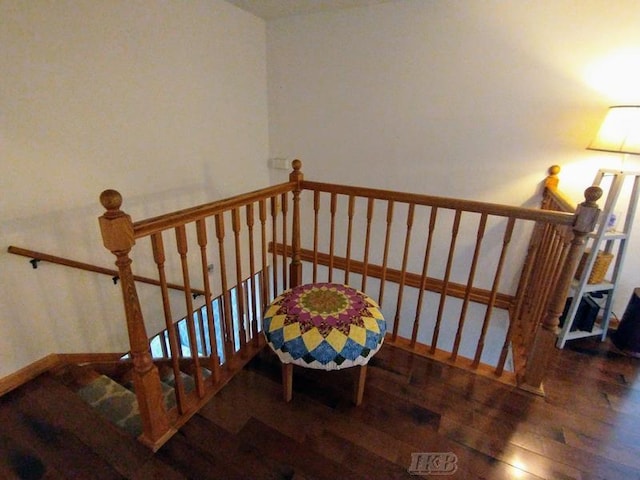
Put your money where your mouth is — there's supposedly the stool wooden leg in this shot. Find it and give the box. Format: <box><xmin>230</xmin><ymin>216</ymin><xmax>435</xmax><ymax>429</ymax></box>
<box><xmin>282</xmin><ymin>363</ymin><xmax>293</xmax><ymax>402</ymax></box>
<box><xmin>354</xmin><ymin>365</ymin><xmax>367</xmax><ymax>406</ymax></box>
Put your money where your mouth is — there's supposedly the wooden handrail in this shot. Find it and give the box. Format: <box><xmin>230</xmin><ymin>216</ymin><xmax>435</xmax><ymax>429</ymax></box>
<box><xmin>133</xmin><ymin>182</ymin><xmax>296</xmax><ymax>238</ymax></box>
<box><xmin>6</xmin><ymin>246</ymin><xmax>205</xmax><ymax>295</ymax></box>
<box><xmin>302</xmin><ymin>180</ymin><xmax>576</xmax><ymax>224</ymax></box>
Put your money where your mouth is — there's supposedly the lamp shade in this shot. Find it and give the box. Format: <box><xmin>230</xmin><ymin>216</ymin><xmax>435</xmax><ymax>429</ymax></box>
<box><xmin>588</xmin><ymin>106</ymin><xmax>640</xmax><ymax>155</ymax></box>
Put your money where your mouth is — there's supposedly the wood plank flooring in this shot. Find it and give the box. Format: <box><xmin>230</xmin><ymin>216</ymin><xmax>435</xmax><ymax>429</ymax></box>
<box><xmin>1</xmin><ymin>337</ymin><xmax>639</xmax><ymax>479</ymax></box>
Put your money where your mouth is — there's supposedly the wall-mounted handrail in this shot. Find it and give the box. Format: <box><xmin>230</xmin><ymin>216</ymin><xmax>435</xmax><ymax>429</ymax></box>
<box><xmin>7</xmin><ymin>246</ymin><xmax>205</xmax><ymax>295</ymax></box>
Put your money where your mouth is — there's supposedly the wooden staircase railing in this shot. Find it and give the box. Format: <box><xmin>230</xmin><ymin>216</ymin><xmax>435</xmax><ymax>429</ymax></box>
<box><xmin>98</xmin><ymin>175</ymin><xmax>299</xmax><ymax>448</ymax></box>
<box><xmin>93</xmin><ymin>161</ymin><xmax>599</xmax><ymax>447</ymax></box>
<box><xmin>512</xmin><ymin>166</ymin><xmax>601</xmax><ymax>393</ymax></box>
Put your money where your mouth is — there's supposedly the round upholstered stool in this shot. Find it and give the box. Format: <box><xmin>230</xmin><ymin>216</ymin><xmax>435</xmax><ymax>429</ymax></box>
<box><xmin>263</xmin><ymin>282</ymin><xmax>386</xmax><ymax>405</ymax></box>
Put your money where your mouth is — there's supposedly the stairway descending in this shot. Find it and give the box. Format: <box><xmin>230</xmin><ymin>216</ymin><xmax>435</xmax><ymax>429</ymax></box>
<box><xmin>62</xmin><ymin>363</ymin><xmax>212</xmax><ymax>439</ymax></box>
<box><xmin>0</xmin><ymin>372</ymin><xmax>185</xmax><ymax>479</ymax></box>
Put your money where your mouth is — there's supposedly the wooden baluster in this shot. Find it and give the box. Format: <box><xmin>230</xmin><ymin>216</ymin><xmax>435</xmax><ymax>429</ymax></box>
<box><xmin>246</xmin><ymin>204</ymin><xmax>260</xmax><ymax>347</ymax></box>
<box><xmin>175</xmin><ymin>225</ymin><xmax>204</xmax><ymax>397</ymax></box>
<box><xmin>451</xmin><ymin>213</ymin><xmax>487</xmax><ymax>361</ymax></box>
<box><xmin>392</xmin><ymin>203</ymin><xmax>415</xmax><ymax>341</ymax></box>
<box><xmin>196</xmin><ymin>219</ymin><xmax>221</xmax><ymax>383</ymax></box>
<box><xmin>497</xmin><ymin>220</ymin><xmax>544</xmax><ymax>376</ymax></box>
<box><xmin>328</xmin><ymin>192</ymin><xmax>337</xmax><ymax>283</ymax></box>
<box><xmin>151</xmin><ymin>232</ymin><xmax>188</xmax><ymax>413</ymax></box>
<box><xmin>215</xmin><ymin>213</ymin><xmax>235</xmax><ymax>362</ymax></box>
<box><xmin>344</xmin><ymin>195</ymin><xmax>356</xmax><ymax>285</ymax></box>
<box><xmin>473</xmin><ymin>217</ymin><xmax>515</xmax><ymax>368</ymax></box>
<box><xmin>378</xmin><ymin>200</ymin><xmax>394</xmax><ymax>306</ymax></box>
<box><xmin>232</xmin><ymin>208</ymin><xmax>248</xmax><ymax>357</ymax></box>
<box><xmin>312</xmin><ymin>190</ymin><xmax>321</xmax><ymax>283</ymax></box>
<box><xmin>281</xmin><ymin>193</ymin><xmax>289</xmax><ymax>290</ymax></box>
<box><xmin>259</xmin><ymin>199</ymin><xmax>270</xmax><ymax>309</ymax></box>
<box><xmin>411</xmin><ymin>206</ymin><xmax>437</xmax><ymax>348</ymax></box>
<box><xmin>271</xmin><ymin>196</ymin><xmax>279</xmax><ymax>295</ymax></box>
<box><xmin>431</xmin><ymin>209</ymin><xmax>461</xmax><ymax>354</ymax></box>
<box><xmin>521</xmin><ymin>223</ymin><xmax>554</xmax><ymax>340</ymax></box>
<box><xmin>290</xmin><ymin>160</ymin><xmax>303</xmax><ymax>288</ymax></box>
<box><xmin>361</xmin><ymin>198</ymin><xmax>375</xmax><ymax>293</ymax></box>
<box><xmin>522</xmin><ymin>186</ymin><xmax>601</xmax><ymax>394</ymax></box>
<box><xmin>530</xmin><ymin>229</ymin><xmax>564</xmax><ymax>341</ymax></box>
<box><xmin>98</xmin><ymin>190</ymin><xmax>170</xmax><ymax>446</ymax></box>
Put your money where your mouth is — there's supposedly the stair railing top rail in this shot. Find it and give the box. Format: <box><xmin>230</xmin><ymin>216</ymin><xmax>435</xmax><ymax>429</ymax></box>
<box><xmin>302</xmin><ymin>180</ymin><xmax>576</xmax><ymax>225</ymax></box>
<box><xmin>132</xmin><ymin>182</ymin><xmax>297</xmax><ymax>238</ymax></box>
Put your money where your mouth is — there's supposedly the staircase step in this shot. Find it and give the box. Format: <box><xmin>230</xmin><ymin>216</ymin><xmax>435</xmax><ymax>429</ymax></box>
<box><xmin>0</xmin><ymin>374</ymin><xmax>185</xmax><ymax>479</ymax></box>
<box><xmin>77</xmin><ymin>375</ymin><xmax>142</xmax><ymax>437</ymax></box>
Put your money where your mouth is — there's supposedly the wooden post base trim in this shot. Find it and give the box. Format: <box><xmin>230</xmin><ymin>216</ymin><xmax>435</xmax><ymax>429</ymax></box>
<box><xmin>354</xmin><ymin>365</ymin><xmax>367</xmax><ymax>406</ymax></box>
<box><xmin>282</xmin><ymin>363</ymin><xmax>293</xmax><ymax>402</ymax></box>
<box><xmin>517</xmin><ymin>382</ymin><xmax>546</xmax><ymax>397</ymax></box>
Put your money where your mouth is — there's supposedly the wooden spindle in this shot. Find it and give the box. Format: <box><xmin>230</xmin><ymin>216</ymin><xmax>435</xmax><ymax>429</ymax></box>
<box><xmin>344</xmin><ymin>195</ymin><xmax>356</xmax><ymax>285</ymax></box>
<box><xmin>328</xmin><ymin>192</ymin><xmax>337</xmax><ymax>283</ymax></box>
<box><xmin>289</xmin><ymin>160</ymin><xmax>304</xmax><ymax>288</ymax></box>
<box><xmin>312</xmin><ymin>190</ymin><xmax>321</xmax><ymax>283</ymax></box>
<box><xmin>289</xmin><ymin>160</ymin><xmax>304</xmax><ymax>287</ymax></box>
<box><xmin>271</xmin><ymin>196</ymin><xmax>279</xmax><ymax>294</ymax></box>
<box><xmin>259</xmin><ymin>199</ymin><xmax>270</xmax><ymax>309</ymax></box>
<box><xmin>522</xmin><ymin>186</ymin><xmax>602</xmax><ymax>394</ymax></box>
<box><xmin>472</xmin><ymin>217</ymin><xmax>514</xmax><ymax>368</ymax></box>
<box><xmin>175</xmin><ymin>225</ymin><xmax>204</xmax><ymax>397</ymax></box>
<box><xmin>498</xmin><ymin>221</ymin><xmax>544</xmax><ymax>375</ymax></box>
<box><xmin>99</xmin><ymin>190</ymin><xmax>170</xmax><ymax>445</ymax></box>
<box><xmin>281</xmin><ymin>193</ymin><xmax>289</xmax><ymax>289</ymax></box>
<box><xmin>451</xmin><ymin>213</ymin><xmax>487</xmax><ymax>360</ymax></box>
<box><xmin>378</xmin><ymin>200</ymin><xmax>394</xmax><ymax>306</ymax></box>
<box><xmin>246</xmin><ymin>204</ymin><xmax>260</xmax><ymax>347</ymax></box>
<box><xmin>215</xmin><ymin>213</ymin><xmax>235</xmax><ymax>362</ymax></box>
<box><xmin>196</xmin><ymin>219</ymin><xmax>221</xmax><ymax>383</ymax></box>
<box><xmin>411</xmin><ymin>206</ymin><xmax>437</xmax><ymax>348</ymax></box>
<box><xmin>232</xmin><ymin>208</ymin><xmax>247</xmax><ymax>356</ymax></box>
<box><xmin>151</xmin><ymin>232</ymin><xmax>188</xmax><ymax>412</ymax></box>
<box><xmin>530</xmin><ymin>230</ymin><xmax>564</xmax><ymax>340</ymax></box>
<box><xmin>392</xmin><ymin>203</ymin><xmax>415</xmax><ymax>340</ymax></box>
<box><xmin>431</xmin><ymin>209</ymin><xmax>461</xmax><ymax>354</ymax></box>
<box><xmin>361</xmin><ymin>198</ymin><xmax>375</xmax><ymax>292</ymax></box>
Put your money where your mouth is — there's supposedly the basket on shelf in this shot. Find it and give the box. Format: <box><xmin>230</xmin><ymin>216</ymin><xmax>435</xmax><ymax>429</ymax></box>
<box><xmin>574</xmin><ymin>249</ymin><xmax>614</xmax><ymax>284</ymax></box>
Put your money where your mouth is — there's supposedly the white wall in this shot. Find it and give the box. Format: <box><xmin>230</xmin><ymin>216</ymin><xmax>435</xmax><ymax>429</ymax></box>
<box><xmin>0</xmin><ymin>0</ymin><xmax>269</xmax><ymax>377</ymax></box>
<box><xmin>267</xmin><ymin>0</ymin><xmax>640</xmax><ymax>330</ymax></box>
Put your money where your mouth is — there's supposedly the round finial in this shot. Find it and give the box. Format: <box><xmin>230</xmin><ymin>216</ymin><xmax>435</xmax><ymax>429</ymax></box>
<box><xmin>292</xmin><ymin>159</ymin><xmax>302</xmax><ymax>171</ymax></box>
<box><xmin>100</xmin><ymin>189</ymin><xmax>123</xmax><ymax>211</ymax></box>
<box><xmin>584</xmin><ymin>185</ymin><xmax>603</xmax><ymax>204</ymax></box>
<box><xmin>548</xmin><ymin>165</ymin><xmax>560</xmax><ymax>176</ymax></box>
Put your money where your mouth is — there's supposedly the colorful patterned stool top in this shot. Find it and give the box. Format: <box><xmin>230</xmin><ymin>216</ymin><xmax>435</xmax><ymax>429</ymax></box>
<box><xmin>263</xmin><ymin>283</ymin><xmax>386</xmax><ymax>370</ymax></box>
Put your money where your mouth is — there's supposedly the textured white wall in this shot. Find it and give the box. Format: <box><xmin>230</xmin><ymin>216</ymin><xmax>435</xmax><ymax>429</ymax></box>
<box><xmin>267</xmin><ymin>0</ymin><xmax>640</xmax><ymax>332</ymax></box>
<box><xmin>0</xmin><ymin>0</ymin><xmax>269</xmax><ymax>377</ymax></box>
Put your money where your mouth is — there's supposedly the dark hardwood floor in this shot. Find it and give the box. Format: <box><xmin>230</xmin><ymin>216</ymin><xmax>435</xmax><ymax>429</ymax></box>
<box><xmin>1</xmin><ymin>337</ymin><xmax>639</xmax><ymax>479</ymax></box>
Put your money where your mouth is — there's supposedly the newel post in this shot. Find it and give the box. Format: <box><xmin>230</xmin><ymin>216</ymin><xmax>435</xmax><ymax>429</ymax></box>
<box><xmin>99</xmin><ymin>190</ymin><xmax>170</xmax><ymax>446</ymax></box>
<box><xmin>545</xmin><ymin>165</ymin><xmax>561</xmax><ymax>190</ymax></box>
<box><xmin>521</xmin><ymin>185</ymin><xmax>602</xmax><ymax>394</ymax></box>
<box><xmin>289</xmin><ymin>160</ymin><xmax>304</xmax><ymax>288</ymax></box>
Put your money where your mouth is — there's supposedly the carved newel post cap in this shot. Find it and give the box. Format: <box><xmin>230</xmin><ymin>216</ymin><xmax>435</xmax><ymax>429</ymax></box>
<box><xmin>291</xmin><ymin>159</ymin><xmax>302</xmax><ymax>171</ymax></box>
<box><xmin>584</xmin><ymin>186</ymin><xmax>603</xmax><ymax>206</ymax></box>
<box><xmin>100</xmin><ymin>189</ymin><xmax>123</xmax><ymax>217</ymax></box>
